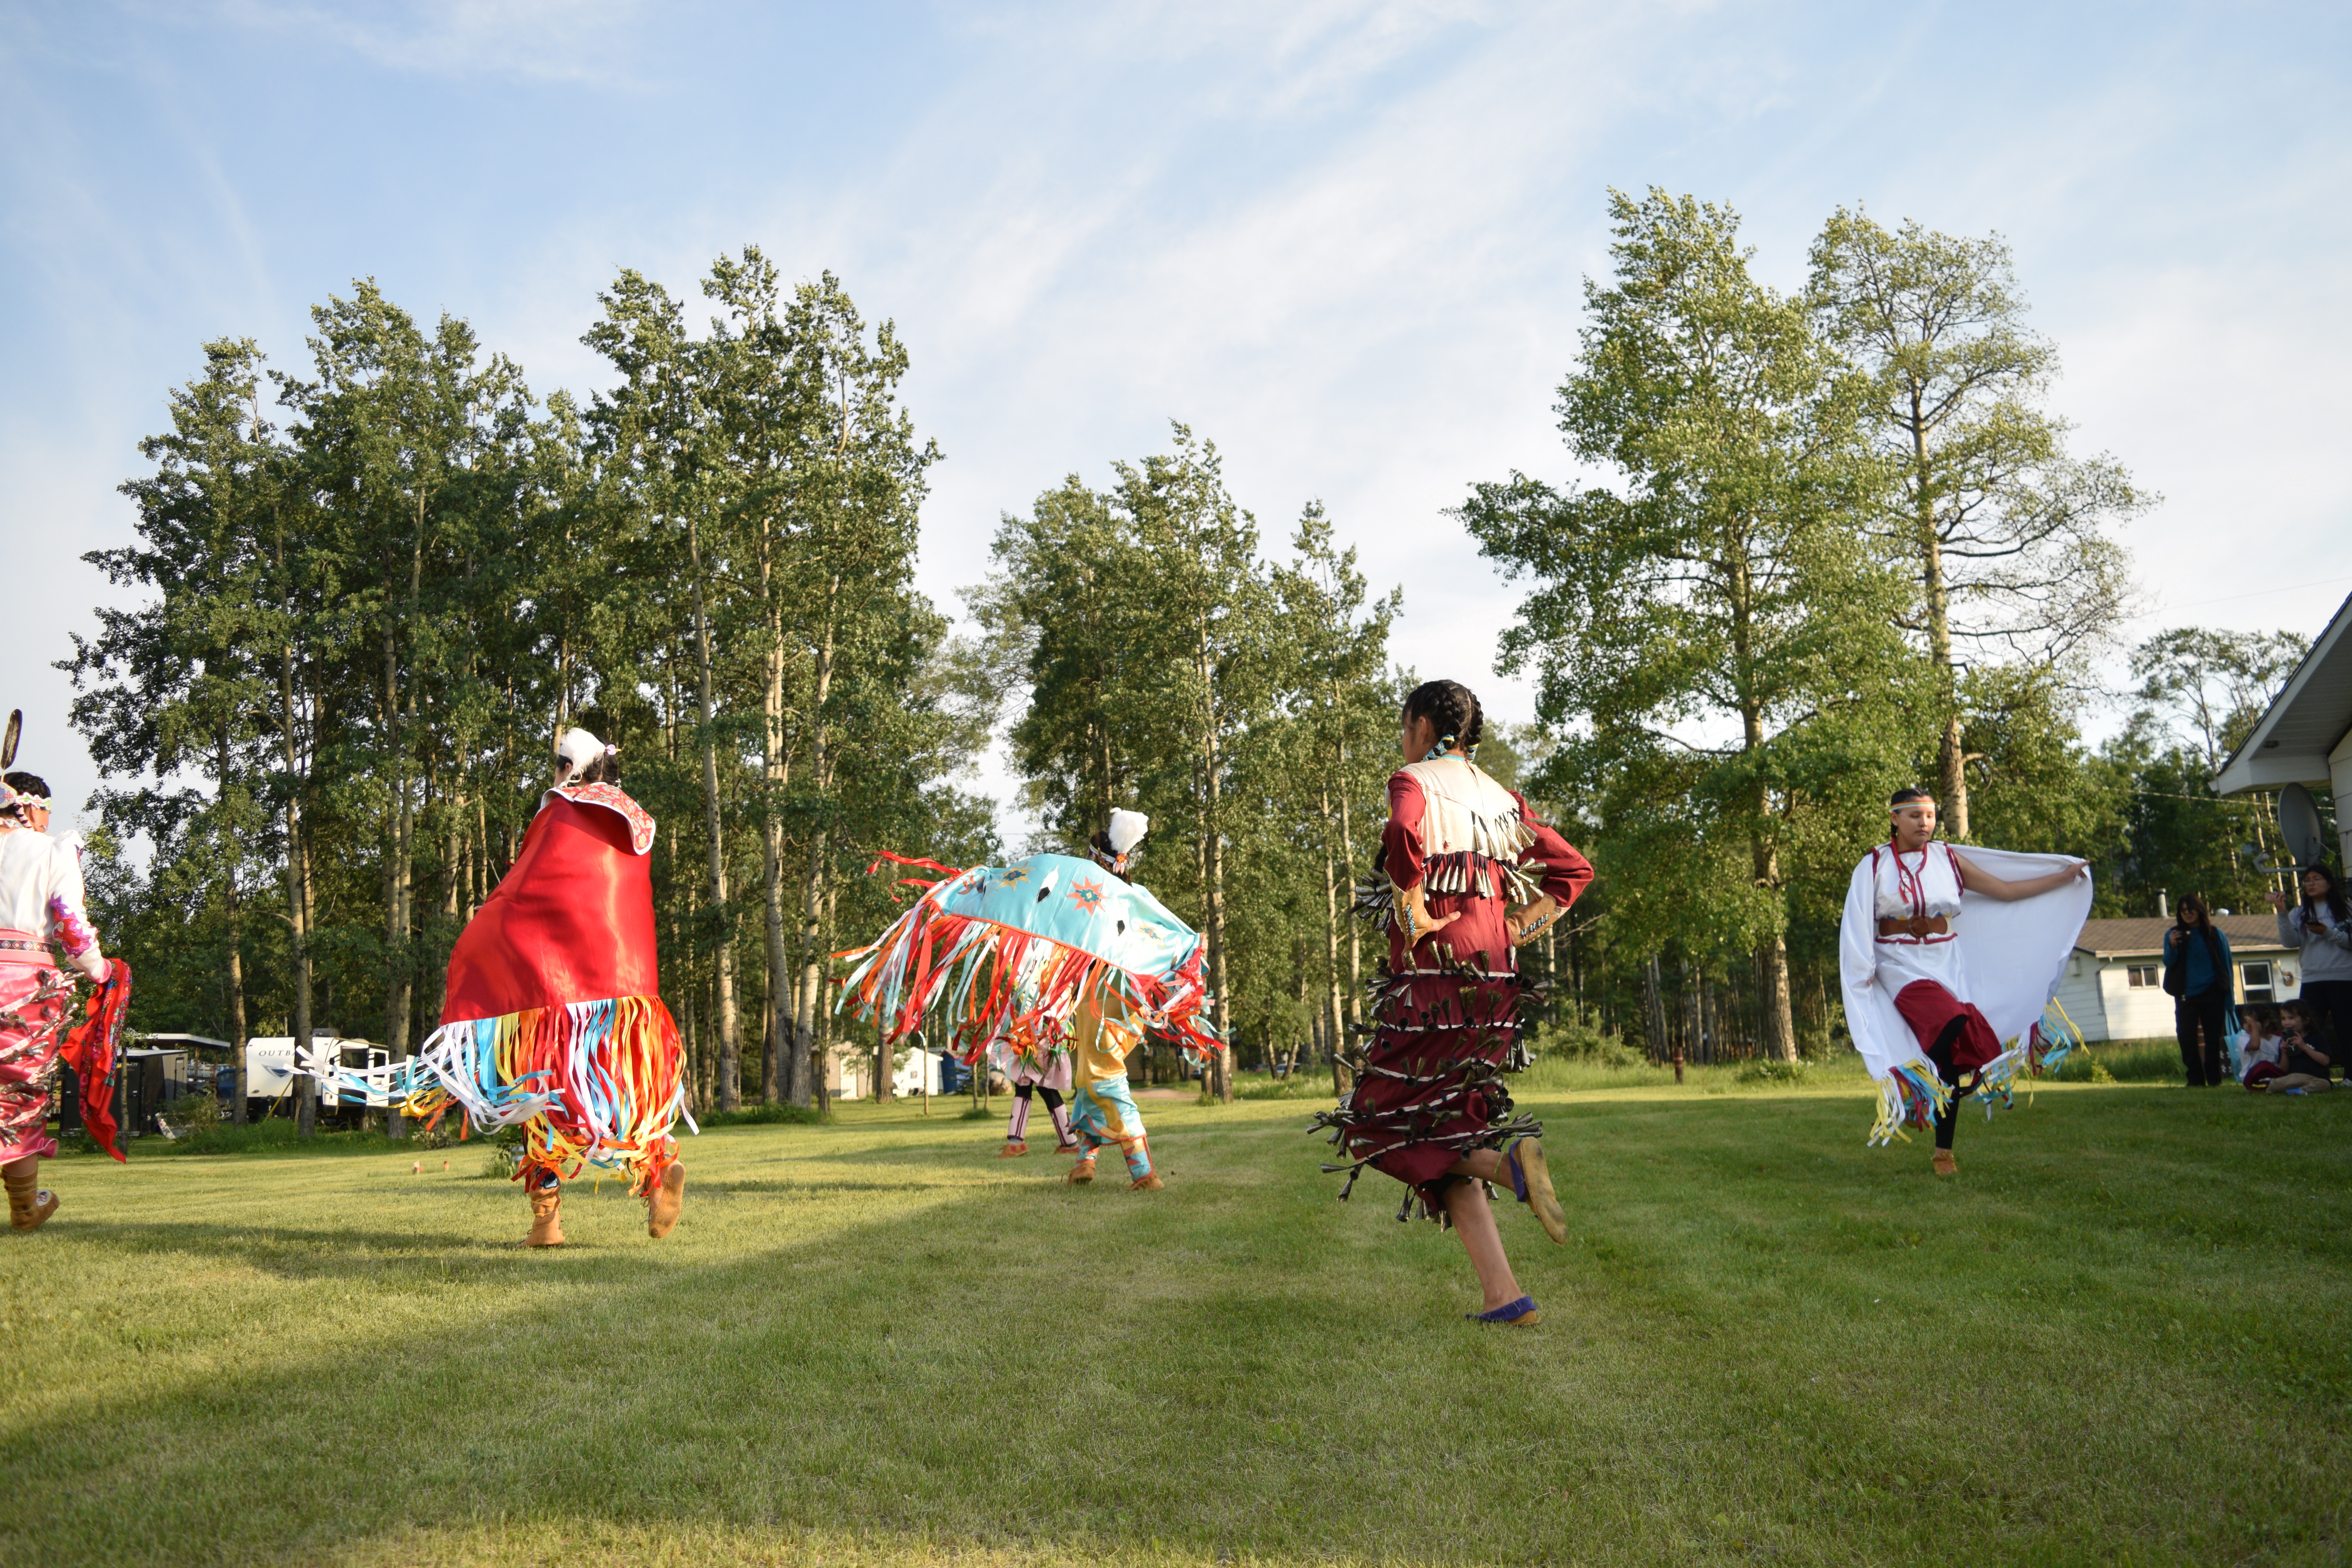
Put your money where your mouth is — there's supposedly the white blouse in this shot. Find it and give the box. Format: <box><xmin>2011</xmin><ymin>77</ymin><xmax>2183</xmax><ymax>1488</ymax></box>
<box><xmin>0</xmin><ymin>826</ymin><xmax>91</xmax><ymax>948</ymax></box>
<box><xmin>1843</xmin><ymin>840</ymin><xmax>1970</xmax><ymax>1004</ymax></box>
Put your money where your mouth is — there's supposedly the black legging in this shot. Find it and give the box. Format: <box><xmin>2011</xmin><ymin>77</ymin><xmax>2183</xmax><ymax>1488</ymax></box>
<box><xmin>1014</xmin><ymin>1084</ymin><xmax>1064</xmax><ymax>1112</ymax></box>
<box><xmin>2300</xmin><ymin>980</ymin><xmax>2352</xmax><ymax>1079</ymax></box>
<box><xmin>2175</xmin><ymin>988</ymin><xmax>2227</xmax><ymax>1087</ymax></box>
<box><xmin>1927</xmin><ymin>1016</ymin><xmax>1978</xmax><ymax>1152</ymax></box>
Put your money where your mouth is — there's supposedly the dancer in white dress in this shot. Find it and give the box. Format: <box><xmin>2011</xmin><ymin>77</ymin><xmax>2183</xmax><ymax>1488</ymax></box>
<box><xmin>1840</xmin><ymin>787</ymin><xmax>2091</xmax><ymax>1175</ymax></box>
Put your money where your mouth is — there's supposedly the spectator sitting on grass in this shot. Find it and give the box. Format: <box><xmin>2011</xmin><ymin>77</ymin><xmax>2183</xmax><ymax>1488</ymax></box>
<box><xmin>2268</xmin><ymin>1001</ymin><xmax>2334</xmax><ymax>1093</ymax></box>
<box><xmin>2238</xmin><ymin>1005</ymin><xmax>2285</xmax><ymax>1091</ymax></box>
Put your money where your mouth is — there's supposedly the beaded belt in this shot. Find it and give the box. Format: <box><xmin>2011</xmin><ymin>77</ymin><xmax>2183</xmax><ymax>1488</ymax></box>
<box><xmin>0</xmin><ymin>938</ymin><xmax>63</xmax><ymax>956</ymax></box>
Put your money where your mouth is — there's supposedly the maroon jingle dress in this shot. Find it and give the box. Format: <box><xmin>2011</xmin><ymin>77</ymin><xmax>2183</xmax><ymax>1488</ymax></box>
<box><xmin>1317</xmin><ymin>754</ymin><xmax>1593</xmax><ymax>1221</ymax></box>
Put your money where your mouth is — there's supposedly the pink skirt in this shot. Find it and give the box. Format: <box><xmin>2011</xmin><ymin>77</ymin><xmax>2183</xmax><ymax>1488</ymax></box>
<box><xmin>0</xmin><ymin>933</ymin><xmax>77</xmax><ymax>1163</ymax></box>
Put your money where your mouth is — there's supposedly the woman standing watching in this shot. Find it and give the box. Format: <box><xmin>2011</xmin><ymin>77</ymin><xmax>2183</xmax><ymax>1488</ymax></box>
<box><xmin>2271</xmin><ymin>865</ymin><xmax>2352</xmax><ymax>1079</ymax></box>
<box><xmin>1315</xmin><ymin>680</ymin><xmax>1594</xmax><ymax>1327</ymax></box>
<box><xmin>2161</xmin><ymin>894</ymin><xmax>2234</xmax><ymax>1088</ymax></box>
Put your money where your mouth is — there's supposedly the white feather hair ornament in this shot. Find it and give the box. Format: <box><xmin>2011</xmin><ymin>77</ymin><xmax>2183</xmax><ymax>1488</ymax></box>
<box><xmin>1107</xmin><ymin>809</ymin><xmax>1148</xmax><ymax>854</ymax></box>
<box><xmin>554</xmin><ymin>726</ymin><xmax>616</xmax><ymax>787</ymax></box>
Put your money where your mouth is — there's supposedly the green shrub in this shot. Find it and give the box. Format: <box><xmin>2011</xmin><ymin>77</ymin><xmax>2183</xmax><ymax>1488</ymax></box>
<box><xmin>1736</xmin><ymin>1057</ymin><xmax>1808</xmax><ymax>1087</ymax></box>
<box><xmin>393</xmin><ymin>1116</ymin><xmax>455</xmax><ymax>1149</ymax></box>
<box><xmin>1526</xmin><ymin>1016</ymin><xmax>1644</xmax><ymax>1071</ymax></box>
<box><xmin>2049</xmin><ymin>1038</ymin><xmax>2179</xmax><ymax>1085</ymax></box>
<box><xmin>158</xmin><ymin>1091</ymin><xmax>221</xmax><ymax>1140</ymax></box>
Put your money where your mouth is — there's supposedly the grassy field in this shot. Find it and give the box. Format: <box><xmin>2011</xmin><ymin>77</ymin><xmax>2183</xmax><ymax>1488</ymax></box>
<box><xmin>5</xmin><ymin>1065</ymin><xmax>2350</xmax><ymax>1566</ymax></box>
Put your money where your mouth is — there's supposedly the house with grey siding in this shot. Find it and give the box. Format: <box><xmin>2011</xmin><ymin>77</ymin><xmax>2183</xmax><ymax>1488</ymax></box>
<box><xmin>2054</xmin><ymin>915</ymin><xmax>2302</xmax><ymax>1042</ymax></box>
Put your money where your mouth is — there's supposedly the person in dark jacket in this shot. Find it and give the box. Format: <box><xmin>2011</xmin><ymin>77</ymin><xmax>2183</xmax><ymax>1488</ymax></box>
<box><xmin>2162</xmin><ymin>894</ymin><xmax>2234</xmax><ymax>1088</ymax></box>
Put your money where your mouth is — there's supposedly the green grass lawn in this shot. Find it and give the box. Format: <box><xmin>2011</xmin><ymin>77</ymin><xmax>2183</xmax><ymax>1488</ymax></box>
<box><xmin>5</xmin><ymin>1068</ymin><xmax>2349</xmax><ymax>1566</ymax></box>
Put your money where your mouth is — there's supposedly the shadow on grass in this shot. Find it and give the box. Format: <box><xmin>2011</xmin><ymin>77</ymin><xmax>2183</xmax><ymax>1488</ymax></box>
<box><xmin>8</xmin><ymin>1087</ymin><xmax>2352</xmax><ymax>1566</ymax></box>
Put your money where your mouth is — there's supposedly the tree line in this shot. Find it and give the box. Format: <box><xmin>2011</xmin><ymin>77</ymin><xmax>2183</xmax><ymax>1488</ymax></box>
<box><xmin>69</xmin><ymin>251</ymin><xmax>993</xmax><ymax>1132</ymax></box>
<box><xmin>65</xmin><ymin>199</ymin><xmax>2327</xmax><ymax>1112</ymax></box>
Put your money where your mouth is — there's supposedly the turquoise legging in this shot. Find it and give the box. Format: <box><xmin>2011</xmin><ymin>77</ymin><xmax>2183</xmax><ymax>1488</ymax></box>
<box><xmin>1069</xmin><ymin>1076</ymin><xmax>1151</xmax><ymax>1178</ymax></box>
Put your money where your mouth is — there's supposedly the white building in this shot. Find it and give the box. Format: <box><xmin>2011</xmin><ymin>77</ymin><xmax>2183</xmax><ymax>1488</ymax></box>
<box><xmin>2213</xmin><ymin>589</ymin><xmax>2352</xmax><ymax>865</ymax></box>
<box><xmin>827</xmin><ymin>1043</ymin><xmax>947</xmax><ymax>1100</ymax></box>
<box><xmin>2054</xmin><ymin>915</ymin><xmax>2303</xmax><ymax>1042</ymax></box>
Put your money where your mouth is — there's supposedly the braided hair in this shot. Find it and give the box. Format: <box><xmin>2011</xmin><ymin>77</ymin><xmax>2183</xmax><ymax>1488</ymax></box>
<box><xmin>1401</xmin><ymin>680</ymin><xmax>1484</xmax><ymax>760</ymax></box>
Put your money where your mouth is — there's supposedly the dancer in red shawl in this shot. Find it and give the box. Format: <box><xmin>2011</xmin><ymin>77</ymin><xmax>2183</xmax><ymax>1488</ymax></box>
<box><xmin>298</xmin><ymin>728</ymin><xmax>690</xmax><ymax>1247</ymax></box>
<box><xmin>0</xmin><ymin>744</ymin><xmax>128</xmax><ymax>1232</ymax></box>
<box><xmin>1316</xmin><ymin>681</ymin><xmax>1594</xmax><ymax>1327</ymax></box>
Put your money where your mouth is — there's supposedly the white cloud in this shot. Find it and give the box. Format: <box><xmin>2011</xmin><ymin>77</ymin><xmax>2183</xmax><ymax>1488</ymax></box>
<box><xmin>206</xmin><ymin>0</ymin><xmax>655</xmax><ymax>85</ymax></box>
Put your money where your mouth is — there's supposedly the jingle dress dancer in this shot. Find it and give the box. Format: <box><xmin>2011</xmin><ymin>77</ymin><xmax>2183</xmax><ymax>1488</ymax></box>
<box><xmin>1314</xmin><ymin>681</ymin><xmax>1594</xmax><ymax>1328</ymax></box>
<box><xmin>300</xmin><ymin>730</ymin><xmax>691</xmax><ymax>1245</ymax></box>
<box><xmin>1839</xmin><ymin>787</ymin><xmax>2092</xmax><ymax>1174</ymax></box>
<box><xmin>0</xmin><ymin>759</ymin><xmax>131</xmax><ymax>1231</ymax></box>
<box><xmin>838</xmin><ymin>809</ymin><xmax>1220</xmax><ymax>1193</ymax></box>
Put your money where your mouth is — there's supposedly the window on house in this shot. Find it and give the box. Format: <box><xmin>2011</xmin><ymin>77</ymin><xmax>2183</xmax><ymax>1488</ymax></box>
<box><xmin>2243</xmin><ymin>961</ymin><xmax>2275</xmax><ymax>1004</ymax></box>
<box><xmin>2126</xmin><ymin>964</ymin><xmax>2160</xmax><ymax>988</ymax></box>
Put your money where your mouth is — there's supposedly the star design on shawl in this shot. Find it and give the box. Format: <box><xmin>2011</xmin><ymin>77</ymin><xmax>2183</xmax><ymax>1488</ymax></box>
<box><xmin>997</xmin><ymin>866</ymin><xmax>1031</xmax><ymax>889</ymax></box>
<box><xmin>1067</xmin><ymin>878</ymin><xmax>1107</xmax><ymax>916</ymax></box>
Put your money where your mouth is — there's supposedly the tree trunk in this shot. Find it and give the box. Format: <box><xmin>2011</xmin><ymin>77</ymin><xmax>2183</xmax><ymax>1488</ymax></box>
<box><xmin>686</xmin><ymin>512</ymin><xmax>742</xmax><ymax>1111</ymax></box>
<box><xmin>760</xmin><ymin>512</ymin><xmax>809</xmax><ymax>1107</ymax></box>
<box><xmin>1733</xmin><ymin>526</ymin><xmax>1800</xmax><ymax>1062</ymax></box>
<box><xmin>1915</xmin><ymin>422</ymin><xmax>1970</xmax><ymax>838</ymax></box>
<box><xmin>1319</xmin><ymin>780</ymin><xmax>1350</xmax><ymax>1096</ymax></box>
<box><xmin>813</xmin><ymin>883</ymin><xmax>838</xmax><ymax>1116</ymax></box>
<box><xmin>218</xmin><ymin>732</ymin><xmax>249</xmax><ymax>1125</ymax></box>
<box><xmin>1642</xmin><ymin>954</ymin><xmax>1666</xmax><ymax>1063</ymax></box>
<box><xmin>1336</xmin><ymin>733</ymin><xmax>1365</xmax><ymax>1033</ymax></box>
<box><xmin>794</xmin><ymin>578</ymin><xmax>842</xmax><ymax>1102</ymax></box>
<box><xmin>1198</xmin><ymin>638</ymin><xmax>1232</xmax><ymax>1102</ymax></box>
<box><xmin>1751</xmin><ymin>829</ymin><xmax>1798</xmax><ymax>1063</ymax></box>
<box><xmin>383</xmin><ymin>628</ymin><xmax>414</xmax><ymax>1139</ymax></box>
<box><xmin>280</xmin><ymin>639</ymin><xmax>316</xmax><ymax>1140</ymax></box>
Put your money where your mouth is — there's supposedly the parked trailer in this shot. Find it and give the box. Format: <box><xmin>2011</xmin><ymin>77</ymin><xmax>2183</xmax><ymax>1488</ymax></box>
<box><xmin>241</xmin><ymin>1036</ymin><xmax>387</xmax><ymax>1124</ymax></box>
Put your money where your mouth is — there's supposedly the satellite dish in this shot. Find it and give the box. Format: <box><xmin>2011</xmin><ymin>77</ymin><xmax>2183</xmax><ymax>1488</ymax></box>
<box><xmin>2279</xmin><ymin>783</ymin><xmax>2330</xmax><ymax>870</ymax></box>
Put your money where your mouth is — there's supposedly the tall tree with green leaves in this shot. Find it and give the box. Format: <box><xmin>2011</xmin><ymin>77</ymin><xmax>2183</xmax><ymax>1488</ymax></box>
<box><xmin>770</xmin><ymin>272</ymin><xmax>940</xmax><ymax>1107</ymax></box>
<box><xmin>1462</xmin><ymin>188</ymin><xmax>1908</xmax><ymax>1063</ymax></box>
<box><xmin>971</xmin><ymin>477</ymin><xmax>1143</xmax><ymax>842</ymax></box>
<box><xmin>1113</xmin><ymin>427</ymin><xmax>1271</xmax><ymax>1100</ymax></box>
<box><xmin>2090</xmin><ymin>626</ymin><xmax>2316</xmax><ymax>918</ymax></box>
<box><xmin>70</xmin><ymin>338</ymin><xmax>284</xmax><ymax>1120</ymax></box>
<box><xmin>1268</xmin><ymin>503</ymin><xmax>1399</xmax><ymax>1090</ymax></box>
<box><xmin>279</xmin><ymin>281</ymin><xmax>540</xmax><ymax>1100</ymax></box>
<box><xmin>584</xmin><ymin>270</ymin><xmax>748</xmax><ymax>1110</ymax></box>
<box><xmin>1808</xmin><ymin>209</ymin><xmax>2144</xmax><ymax>839</ymax></box>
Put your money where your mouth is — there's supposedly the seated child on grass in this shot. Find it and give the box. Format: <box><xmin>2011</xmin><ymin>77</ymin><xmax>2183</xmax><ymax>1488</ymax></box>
<box><xmin>2269</xmin><ymin>1001</ymin><xmax>2334</xmax><ymax>1093</ymax></box>
<box><xmin>2239</xmin><ymin>1004</ymin><xmax>2284</xmax><ymax>1090</ymax></box>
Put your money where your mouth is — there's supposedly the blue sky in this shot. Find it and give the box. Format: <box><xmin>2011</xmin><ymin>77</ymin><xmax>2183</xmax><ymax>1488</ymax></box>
<box><xmin>5</xmin><ymin>1</ymin><xmax>2348</xmax><ymax>835</ymax></box>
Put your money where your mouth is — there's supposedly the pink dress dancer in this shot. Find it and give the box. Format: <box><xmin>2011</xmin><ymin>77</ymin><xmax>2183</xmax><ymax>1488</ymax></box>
<box><xmin>988</xmin><ymin>1035</ymin><xmax>1076</xmax><ymax>1157</ymax></box>
<box><xmin>0</xmin><ymin>774</ymin><xmax>118</xmax><ymax>1232</ymax></box>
